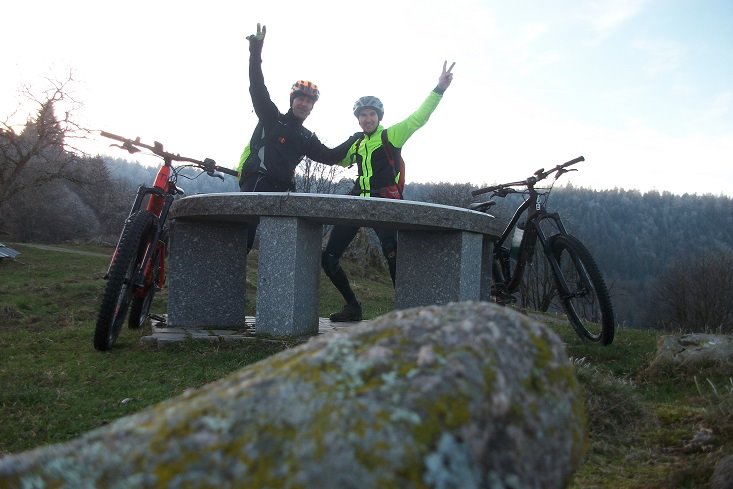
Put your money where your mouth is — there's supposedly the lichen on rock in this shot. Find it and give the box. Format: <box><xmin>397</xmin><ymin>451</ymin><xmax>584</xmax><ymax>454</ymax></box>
<box><xmin>647</xmin><ymin>334</ymin><xmax>733</xmax><ymax>375</ymax></box>
<box><xmin>0</xmin><ymin>302</ymin><xmax>586</xmax><ymax>488</ymax></box>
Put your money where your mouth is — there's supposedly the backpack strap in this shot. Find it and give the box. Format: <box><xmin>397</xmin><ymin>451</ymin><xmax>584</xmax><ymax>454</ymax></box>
<box><xmin>381</xmin><ymin>130</ymin><xmax>403</xmax><ymax>198</ymax></box>
<box><xmin>380</xmin><ymin>129</ymin><xmax>394</xmax><ymax>167</ymax></box>
<box><xmin>349</xmin><ymin>136</ymin><xmax>363</xmax><ymax>168</ymax></box>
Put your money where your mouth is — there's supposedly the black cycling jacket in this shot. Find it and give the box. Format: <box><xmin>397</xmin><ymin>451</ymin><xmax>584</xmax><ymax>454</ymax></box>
<box><xmin>237</xmin><ymin>39</ymin><xmax>357</xmax><ymax>186</ymax></box>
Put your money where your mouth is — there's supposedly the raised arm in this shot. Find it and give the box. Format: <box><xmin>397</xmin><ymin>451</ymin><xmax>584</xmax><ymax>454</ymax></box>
<box><xmin>387</xmin><ymin>61</ymin><xmax>456</xmax><ymax>148</ymax></box>
<box><xmin>247</xmin><ymin>23</ymin><xmax>278</xmax><ymax>123</ymax></box>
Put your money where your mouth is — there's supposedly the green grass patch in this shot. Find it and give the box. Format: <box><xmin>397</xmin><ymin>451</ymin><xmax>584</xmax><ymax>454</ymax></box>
<box><xmin>1</xmin><ymin>244</ymin><xmax>731</xmax><ymax>488</ymax></box>
<box><xmin>0</xmin><ymin>243</ymin><xmax>394</xmax><ymax>456</ymax></box>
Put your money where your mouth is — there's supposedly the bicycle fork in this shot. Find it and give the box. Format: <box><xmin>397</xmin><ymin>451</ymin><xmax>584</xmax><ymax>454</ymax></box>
<box><xmin>132</xmin><ymin>190</ymin><xmax>174</xmax><ymax>291</ymax></box>
<box><xmin>538</xmin><ymin>213</ymin><xmax>594</xmax><ymax>301</ymax></box>
<box><xmin>104</xmin><ymin>186</ymin><xmax>174</xmax><ymax>294</ymax></box>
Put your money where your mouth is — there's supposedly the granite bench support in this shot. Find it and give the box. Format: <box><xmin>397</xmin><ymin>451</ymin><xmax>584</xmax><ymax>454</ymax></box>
<box><xmin>167</xmin><ymin>220</ymin><xmax>249</xmax><ymax>329</ymax></box>
<box><xmin>257</xmin><ymin>216</ymin><xmax>322</xmax><ymax>336</ymax></box>
<box><xmin>167</xmin><ymin>193</ymin><xmax>501</xmax><ymax>337</ymax></box>
<box><xmin>395</xmin><ymin>230</ymin><xmax>484</xmax><ymax>310</ymax></box>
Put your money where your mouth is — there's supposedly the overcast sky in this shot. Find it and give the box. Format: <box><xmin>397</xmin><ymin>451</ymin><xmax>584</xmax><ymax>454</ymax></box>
<box><xmin>3</xmin><ymin>0</ymin><xmax>732</xmax><ymax>196</ymax></box>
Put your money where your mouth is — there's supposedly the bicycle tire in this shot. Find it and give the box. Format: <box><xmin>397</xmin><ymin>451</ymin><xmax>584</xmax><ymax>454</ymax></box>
<box><xmin>94</xmin><ymin>211</ymin><xmax>156</xmax><ymax>351</ymax></box>
<box><xmin>548</xmin><ymin>234</ymin><xmax>615</xmax><ymax>345</ymax></box>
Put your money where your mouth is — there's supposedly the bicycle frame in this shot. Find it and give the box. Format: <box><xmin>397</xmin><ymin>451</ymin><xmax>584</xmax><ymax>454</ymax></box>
<box><xmin>105</xmin><ymin>157</ymin><xmax>176</xmax><ymax>294</ymax></box>
<box><xmin>472</xmin><ymin>156</ymin><xmax>615</xmax><ymax>345</ymax></box>
<box><xmin>501</xmin><ymin>209</ymin><xmax>569</xmax><ymax>287</ymax></box>
<box><xmin>491</xmin><ymin>178</ymin><xmax>577</xmax><ymax>298</ymax></box>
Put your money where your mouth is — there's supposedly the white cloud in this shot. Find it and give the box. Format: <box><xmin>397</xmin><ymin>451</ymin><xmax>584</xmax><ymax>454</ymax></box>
<box><xmin>582</xmin><ymin>0</ymin><xmax>649</xmax><ymax>41</ymax></box>
<box><xmin>700</xmin><ymin>91</ymin><xmax>733</xmax><ymax>126</ymax></box>
<box><xmin>632</xmin><ymin>38</ymin><xmax>687</xmax><ymax>76</ymax></box>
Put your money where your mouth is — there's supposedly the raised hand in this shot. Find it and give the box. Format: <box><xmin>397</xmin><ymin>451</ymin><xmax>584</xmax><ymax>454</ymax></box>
<box><xmin>438</xmin><ymin>61</ymin><xmax>456</xmax><ymax>90</ymax></box>
<box><xmin>246</xmin><ymin>23</ymin><xmax>266</xmax><ymax>42</ymax></box>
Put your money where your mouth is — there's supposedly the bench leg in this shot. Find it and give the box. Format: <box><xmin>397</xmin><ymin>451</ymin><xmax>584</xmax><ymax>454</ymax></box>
<box><xmin>256</xmin><ymin>217</ymin><xmax>321</xmax><ymax>337</ymax></box>
<box><xmin>480</xmin><ymin>235</ymin><xmax>494</xmax><ymax>301</ymax></box>
<box><xmin>167</xmin><ymin>220</ymin><xmax>249</xmax><ymax>329</ymax></box>
<box><xmin>395</xmin><ymin>230</ymin><xmax>483</xmax><ymax>309</ymax></box>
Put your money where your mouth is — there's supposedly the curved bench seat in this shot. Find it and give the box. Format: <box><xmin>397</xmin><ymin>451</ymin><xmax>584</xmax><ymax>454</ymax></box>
<box><xmin>167</xmin><ymin>192</ymin><xmax>501</xmax><ymax>337</ymax></box>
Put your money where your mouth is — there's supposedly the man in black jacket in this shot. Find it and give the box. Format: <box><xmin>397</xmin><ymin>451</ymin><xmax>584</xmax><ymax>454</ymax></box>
<box><xmin>237</xmin><ymin>23</ymin><xmax>360</xmax><ymax>250</ymax></box>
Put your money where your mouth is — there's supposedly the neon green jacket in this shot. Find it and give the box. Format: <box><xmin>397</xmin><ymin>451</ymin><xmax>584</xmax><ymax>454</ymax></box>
<box><xmin>341</xmin><ymin>89</ymin><xmax>444</xmax><ymax>197</ymax></box>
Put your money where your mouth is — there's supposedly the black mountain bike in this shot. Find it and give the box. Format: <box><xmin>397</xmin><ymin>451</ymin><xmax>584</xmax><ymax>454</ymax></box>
<box><xmin>93</xmin><ymin>131</ymin><xmax>238</xmax><ymax>351</ymax></box>
<box><xmin>470</xmin><ymin>156</ymin><xmax>615</xmax><ymax>345</ymax></box>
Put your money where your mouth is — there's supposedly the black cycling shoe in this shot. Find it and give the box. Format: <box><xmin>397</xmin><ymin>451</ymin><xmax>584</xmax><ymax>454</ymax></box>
<box><xmin>329</xmin><ymin>302</ymin><xmax>363</xmax><ymax>322</ymax></box>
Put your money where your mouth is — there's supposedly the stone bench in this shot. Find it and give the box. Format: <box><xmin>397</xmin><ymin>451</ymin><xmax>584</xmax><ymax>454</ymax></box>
<box><xmin>167</xmin><ymin>192</ymin><xmax>501</xmax><ymax>337</ymax></box>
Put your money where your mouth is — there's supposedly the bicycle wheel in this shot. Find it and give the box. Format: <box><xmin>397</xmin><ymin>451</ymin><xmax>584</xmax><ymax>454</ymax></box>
<box><xmin>548</xmin><ymin>234</ymin><xmax>615</xmax><ymax>345</ymax></box>
<box><xmin>94</xmin><ymin>211</ymin><xmax>156</xmax><ymax>351</ymax></box>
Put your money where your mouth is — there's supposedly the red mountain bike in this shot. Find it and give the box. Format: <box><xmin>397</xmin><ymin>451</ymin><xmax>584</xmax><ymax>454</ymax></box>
<box><xmin>94</xmin><ymin>131</ymin><xmax>238</xmax><ymax>351</ymax></box>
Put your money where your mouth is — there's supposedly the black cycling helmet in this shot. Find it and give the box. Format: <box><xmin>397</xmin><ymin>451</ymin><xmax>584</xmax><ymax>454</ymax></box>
<box><xmin>353</xmin><ymin>96</ymin><xmax>384</xmax><ymax>120</ymax></box>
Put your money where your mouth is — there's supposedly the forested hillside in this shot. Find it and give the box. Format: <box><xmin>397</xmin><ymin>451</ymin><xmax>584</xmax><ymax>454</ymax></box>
<box><xmin>407</xmin><ymin>182</ymin><xmax>733</xmax><ymax>329</ymax></box>
<box><xmin>530</xmin><ymin>187</ymin><xmax>732</xmax><ymax>328</ymax></box>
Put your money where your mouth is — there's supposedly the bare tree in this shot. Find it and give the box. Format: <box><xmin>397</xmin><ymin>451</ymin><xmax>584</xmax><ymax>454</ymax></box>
<box><xmin>648</xmin><ymin>251</ymin><xmax>733</xmax><ymax>333</ymax></box>
<box><xmin>7</xmin><ymin>180</ymin><xmax>100</xmax><ymax>242</ymax></box>
<box><xmin>417</xmin><ymin>181</ymin><xmax>477</xmax><ymax>208</ymax></box>
<box><xmin>0</xmin><ymin>74</ymin><xmax>89</xmax><ymax>209</ymax></box>
<box><xmin>295</xmin><ymin>157</ymin><xmax>349</xmax><ymax>194</ymax></box>
<box><xmin>0</xmin><ymin>74</ymin><xmax>128</xmax><ymax>242</ymax></box>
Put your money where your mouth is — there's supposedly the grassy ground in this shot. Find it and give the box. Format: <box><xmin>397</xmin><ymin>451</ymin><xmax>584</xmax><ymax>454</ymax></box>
<box><xmin>0</xmin><ymin>243</ymin><xmax>394</xmax><ymax>455</ymax></box>
<box><xmin>547</xmin><ymin>317</ymin><xmax>733</xmax><ymax>488</ymax></box>
<box><xmin>1</xmin><ymin>244</ymin><xmax>731</xmax><ymax>487</ymax></box>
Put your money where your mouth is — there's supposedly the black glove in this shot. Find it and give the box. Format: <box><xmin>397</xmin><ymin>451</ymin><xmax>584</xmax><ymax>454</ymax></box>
<box><xmin>203</xmin><ymin>158</ymin><xmax>216</xmax><ymax>176</ymax></box>
<box><xmin>246</xmin><ymin>23</ymin><xmax>266</xmax><ymax>55</ymax></box>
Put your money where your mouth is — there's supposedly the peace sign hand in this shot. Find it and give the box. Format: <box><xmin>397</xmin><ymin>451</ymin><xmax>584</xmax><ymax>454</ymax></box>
<box><xmin>246</xmin><ymin>23</ymin><xmax>266</xmax><ymax>42</ymax></box>
<box><xmin>438</xmin><ymin>61</ymin><xmax>456</xmax><ymax>90</ymax></box>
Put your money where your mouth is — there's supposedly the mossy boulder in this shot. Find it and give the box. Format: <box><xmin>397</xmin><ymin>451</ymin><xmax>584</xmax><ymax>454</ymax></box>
<box><xmin>0</xmin><ymin>302</ymin><xmax>586</xmax><ymax>488</ymax></box>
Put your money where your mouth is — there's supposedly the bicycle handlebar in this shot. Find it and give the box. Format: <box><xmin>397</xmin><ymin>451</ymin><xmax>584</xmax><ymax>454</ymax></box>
<box><xmin>100</xmin><ymin>130</ymin><xmax>239</xmax><ymax>177</ymax></box>
<box><xmin>471</xmin><ymin>156</ymin><xmax>584</xmax><ymax>196</ymax></box>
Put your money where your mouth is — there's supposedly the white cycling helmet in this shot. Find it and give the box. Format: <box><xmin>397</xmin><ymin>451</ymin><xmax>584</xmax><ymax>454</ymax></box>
<box><xmin>353</xmin><ymin>96</ymin><xmax>384</xmax><ymax>120</ymax></box>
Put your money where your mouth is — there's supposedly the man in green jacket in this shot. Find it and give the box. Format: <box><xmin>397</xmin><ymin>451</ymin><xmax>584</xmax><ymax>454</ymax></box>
<box><xmin>322</xmin><ymin>61</ymin><xmax>456</xmax><ymax>322</ymax></box>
